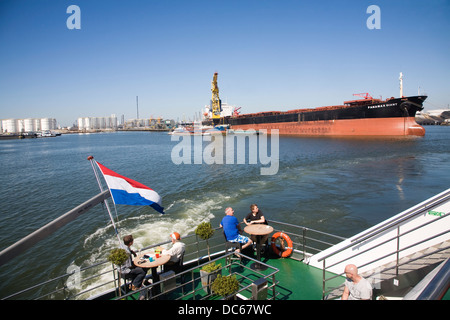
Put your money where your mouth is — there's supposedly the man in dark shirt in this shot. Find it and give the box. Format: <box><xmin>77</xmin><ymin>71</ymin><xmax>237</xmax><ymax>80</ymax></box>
<box><xmin>243</xmin><ymin>204</ymin><xmax>269</xmax><ymax>250</ymax></box>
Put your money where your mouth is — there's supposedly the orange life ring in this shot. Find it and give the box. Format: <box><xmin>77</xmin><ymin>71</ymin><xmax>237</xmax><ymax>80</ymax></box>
<box><xmin>271</xmin><ymin>232</ymin><xmax>293</xmax><ymax>257</ymax></box>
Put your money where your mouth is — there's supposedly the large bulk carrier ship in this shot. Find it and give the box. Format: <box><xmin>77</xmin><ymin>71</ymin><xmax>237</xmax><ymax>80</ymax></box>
<box><xmin>211</xmin><ymin>72</ymin><xmax>427</xmax><ymax>136</ymax></box>
<box><xmin>223</xmin><ymin>94</ymin><xmax>427</xmax><ymax>136</ymax></box>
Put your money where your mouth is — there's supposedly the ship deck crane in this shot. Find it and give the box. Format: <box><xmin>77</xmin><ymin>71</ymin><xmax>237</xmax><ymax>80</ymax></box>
<box><xmin>353</xmin><ymin>93</ymin><xmax>373</xmax><ymax>100</ymax></box>
<box><xmin>211</xmin><ymin>72</ymin><xmax>222</xmax><ymax>126</ymax></box>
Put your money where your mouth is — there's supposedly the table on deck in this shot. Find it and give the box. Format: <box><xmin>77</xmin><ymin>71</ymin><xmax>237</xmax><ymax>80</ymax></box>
<box><xmin>244</xmin><ymin>224</ymin><xmax>273</xmax><ymax>270</ymax></box>
<box><xmin>133</xmin><ymin>252</ymin><xmax>170</xmax><ymax>295</ymax></box>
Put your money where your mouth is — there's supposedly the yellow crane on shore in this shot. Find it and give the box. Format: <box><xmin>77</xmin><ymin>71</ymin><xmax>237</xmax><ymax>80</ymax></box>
<box><xmin>211</xmin><ymin>72</ymin><xmax>222</xmax><ymax>126</ymax></box>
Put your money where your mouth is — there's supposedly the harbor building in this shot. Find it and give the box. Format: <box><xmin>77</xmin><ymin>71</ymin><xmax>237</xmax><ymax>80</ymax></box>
<box><xmin>122</xmin><ymin>117</ymin><xmax>175</xmax><ymax>130</ymax></box>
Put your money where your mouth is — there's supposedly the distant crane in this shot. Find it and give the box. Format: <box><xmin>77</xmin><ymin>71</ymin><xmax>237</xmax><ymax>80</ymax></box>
<box><xmin>211</xmin><ymin>72</ymin><xmax>222</xmax><ymax>126</ymax></box>
<box><xmin>353</xmin><ymin>93</ymin><xmax>373</xmax><ymax>100</ymax></box>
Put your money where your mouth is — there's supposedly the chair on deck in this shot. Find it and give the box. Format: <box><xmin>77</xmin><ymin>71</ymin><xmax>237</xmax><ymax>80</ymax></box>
<box><xmin>223</xmin><ymin>231</ymin><xmax>242</xmax><ymax>264</ymax></box>
<box><xmin>161</xmin><ymin>252</ymin><xmax>185</xmax><ymax>295</ymax></box>
<box><xmin>163</xmin><ymin>252</ymin><xmax>185</xmax><ymax>274</ymax></box>
<box><xmin>162</xmin><ymin>252</ymin><xmax>185</xmax><ymax>288</ymax></box>
<box><xmin>120</xmin><ymin>270</ymin><xmax>135</xmax><ymax>294</ymax></box>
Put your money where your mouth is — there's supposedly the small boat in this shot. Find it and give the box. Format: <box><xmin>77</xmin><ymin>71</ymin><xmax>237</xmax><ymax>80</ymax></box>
<box><xmin>168</xmin><ymin>127</ymin><xmax>192</xmax><ymax>135</ymax></box>
<box><xmin>169</xmin><ymin>124</ymin><xmax>228</xmax><ymax>136</ymax></box>
<box><xmin>37</xmin><ymin>130</ymin><xmax>57</xmax><ymax>137</ymax></box>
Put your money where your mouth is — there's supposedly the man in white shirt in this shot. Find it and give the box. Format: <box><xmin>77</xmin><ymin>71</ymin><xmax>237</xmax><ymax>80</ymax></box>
<box><xmin>161</xmin><ymin>232</ymin><xmax>185</xmax><ymax>270</ymax></box>
<box><xmin>341</xmin><ymin>264</ymin><xmax>373</xmax><ymax>300</ymax></box>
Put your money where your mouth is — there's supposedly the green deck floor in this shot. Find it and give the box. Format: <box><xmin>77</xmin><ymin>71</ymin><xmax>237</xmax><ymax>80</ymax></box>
<box><xmin>117</xmin><ymin>252</ymin><xmax>345</xmax><ymax>300</ymax></box>
<box><xmin>257</xmin><ymin>255</ymin><xmax>343</xmax><ymax>300</ymax></box>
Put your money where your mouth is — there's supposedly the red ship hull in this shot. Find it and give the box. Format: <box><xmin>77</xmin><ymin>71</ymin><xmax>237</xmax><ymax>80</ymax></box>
<box><xmin>229</xmin><ymin>117</ymin><xmax>425</xmax><ymax>136</ymax></box>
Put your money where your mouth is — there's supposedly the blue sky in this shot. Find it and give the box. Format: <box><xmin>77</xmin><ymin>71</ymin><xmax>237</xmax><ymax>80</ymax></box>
<box><xmin>0</xmin><ymin>0</ymin><xmax>449</xmax><ymax>127</ymax></box>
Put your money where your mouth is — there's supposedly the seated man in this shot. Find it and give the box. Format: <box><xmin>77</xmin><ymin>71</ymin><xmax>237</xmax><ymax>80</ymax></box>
<box><xmin>161</xmin><ymin>232</ymin><xmax>185</xmax><ymax>272</ymax></box>
<box><xmin>121</xmin><ymin>235</ymin><xmax>148</xmax><ymax>293</ymax></box>
<box><xmin>341</xmin><ymin>264</ymin><xmax>373</xmax><ymax>300</ymax></box>
<box><xmin>220</xmin><ymin>207</ymin><xmax>253</xmax><ymax>254</ymax></box>
<box><xmin>243</xmin><ymin>204</ymin><xmax>269</xmax><ymax>248</ymax></box>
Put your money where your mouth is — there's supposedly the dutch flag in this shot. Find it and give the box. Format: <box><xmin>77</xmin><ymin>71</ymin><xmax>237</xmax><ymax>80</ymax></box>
<box><xmin>96</xmin><ymin>161</ymin><xmax>164</xmax><ymax>214</ymax></box>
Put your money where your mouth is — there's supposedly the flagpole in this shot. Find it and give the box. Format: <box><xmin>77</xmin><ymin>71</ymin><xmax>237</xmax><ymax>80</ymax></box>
<box><xmin>87</xmin><ymin>156</ymin><xmax>122</xmax><ymax>245</ymax></box>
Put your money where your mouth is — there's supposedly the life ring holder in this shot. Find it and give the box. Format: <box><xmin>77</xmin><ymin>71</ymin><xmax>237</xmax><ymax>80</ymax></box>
<box><xmin>271</xmin><ymin>232</ymin><xmax>293</xmax><ymax>258</ymax></box>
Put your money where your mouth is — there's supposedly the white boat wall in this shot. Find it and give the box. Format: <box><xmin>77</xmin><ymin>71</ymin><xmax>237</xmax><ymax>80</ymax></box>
<box><xmin>307</xmin><ymin>188</ymin><xmax>450</xmax><ymax>276</ymax></box>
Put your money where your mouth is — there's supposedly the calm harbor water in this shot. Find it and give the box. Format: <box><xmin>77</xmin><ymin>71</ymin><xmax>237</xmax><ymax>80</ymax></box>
<box><xmin>1</xmin><ymin>126</ymin><xmax>449</xmax><ymax>299</ymax></box>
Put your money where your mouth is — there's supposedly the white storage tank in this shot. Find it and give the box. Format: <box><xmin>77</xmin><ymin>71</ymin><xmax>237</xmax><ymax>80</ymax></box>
<box><xmin>33</xmin><ymin>118</ymin><xmax>41</xmax><ymax>131</ymax></box>
<box><xmin>98</xmin><ymin>117</ymin><xmax>106</xmax><ymax>129</ymax></box>
<box><xmin>4</xmin><ymin>119</ymin><xmax>18</xmax><ymax>133</ymax></box>
<box><xmin>41</xmin><ymin>118</ymin><xmax>51</xmax><ymax>131</ymax></box>
<box><xmin>110</xmin><ymin>114</ymin><xmax>117</xmax><ymax>129</ymax></box>
<box><xmin>85</xmin><ymin>117</ymin><xmax>92</xmax><ymax>130</ymax></box>
<box><xmin>24</xmin><ymin>118</ymin><xmax>36</xmax><ymax>132</ymax></box>
<box><xmin>40</xmin><ymin>118</ymin><xmax>56</xmax><ymax>131</ymax></box>
<box><xmin>16</xmin><ymin>119</ymin><xmax>25</xmax><ymax>133</ymax></box>
<box><xmin>77</xmin><ymin>118</ymin><xmax>83</xmax><ymax>129</ymax></box>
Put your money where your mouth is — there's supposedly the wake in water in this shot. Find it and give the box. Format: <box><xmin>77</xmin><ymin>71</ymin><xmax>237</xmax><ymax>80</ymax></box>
<box><xmin>66</xmin><ymin>190</ymin><xmax>229</xmax><ymax>298</ymax></box>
